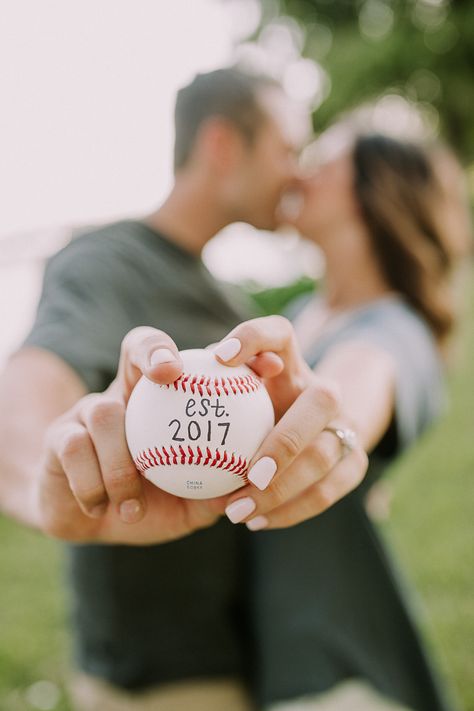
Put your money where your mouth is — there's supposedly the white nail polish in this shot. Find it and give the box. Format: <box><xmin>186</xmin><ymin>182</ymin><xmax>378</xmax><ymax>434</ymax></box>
<box><xmin>213</xmin><ymin>338</ymin><xmax>241</xmax><ymax>362</ymax></box>
<box><xmin>225</xmin><ymin>497</ymin><xmax>256</xmax><ymax>523</ymax></box>
<box><xmin>246</xmin><ymin>515</ymin><xmax>268</xmax><ymax>531</ymax></box>
<box><xmin>247</xmin><ymin>457</ymin><xmax>277</xmax><ymax>490</ymax></box>
<box><xmin>150</xmin><ymin>348</ymin><xmax>176</xmax><ymax>366</ymax></box>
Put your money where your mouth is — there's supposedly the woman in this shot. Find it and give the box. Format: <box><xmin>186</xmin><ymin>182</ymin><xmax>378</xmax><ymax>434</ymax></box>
<box><xmin>219</xmin><ymin>133</ymin><xmax>470</xmax><ymax>710</ymax></box>
<box><xmin>70</xmin><ymin>134</ymin><xmax>469</xmax><ymax>711</ymax></box>
<box><xmin>23</xmin><ymin>132</ymin><xmax>468</xmax><ymax>711</ymax></box>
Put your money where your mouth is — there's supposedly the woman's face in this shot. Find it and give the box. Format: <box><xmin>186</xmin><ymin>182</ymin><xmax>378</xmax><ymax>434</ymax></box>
<box><xmin>283</xmin><ymin>151</ymin><xmax>361</xmax><ymax>245</ymax></box>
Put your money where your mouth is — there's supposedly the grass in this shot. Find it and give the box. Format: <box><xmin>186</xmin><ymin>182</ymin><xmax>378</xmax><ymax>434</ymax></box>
<box><xmin>381</xmin><ymin>271</ymin><xmax>474</xmax><ymax>710</ymax></box>
<box><xmin>1</xmin><ymin>273</ymin><xmax>473</xmax><ymax>711</ymax></box>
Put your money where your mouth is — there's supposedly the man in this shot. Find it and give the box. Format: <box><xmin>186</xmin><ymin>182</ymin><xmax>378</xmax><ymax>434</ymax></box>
<box><xmin>0</xmin><ymin>68</ymin><xmax>366</xmax><ymax>709</ymax></box>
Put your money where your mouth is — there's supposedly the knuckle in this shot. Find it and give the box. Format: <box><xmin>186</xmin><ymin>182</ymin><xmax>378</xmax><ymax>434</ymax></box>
<box><xmin>298</xmin><ymin>494</ymin><xmax>318</xmax><ymax>521</ymax></box>
<box><xmin>310</xmin><ymin>441</ymin><xmax>334</xmax><ymax>474</ymax></box>
<box><xmin>72</xmin><ymin>483</ymin><xmax>107</xmax><ymax>508</ymax></box>
<box><xmin>275</xmin><ymin>428</ymin><xmax>302</xmax><ymax>460</ymax></box>
<box><xmin>311</xmin><ymin>380</ymin><xmax>341</xmax><ymax>416</ymax></box>
<box><xmin>238</xmin><ymin>321</ymin><xmax>261</xmax><ymax>344</ymax></box>
<box><xmin>80</xmin><ymin>392</ymin><xmax>103</xmax><ymax>407</ymax></box>
<box><xmin>121</xmin><ymin>326</ymin><xmax>151</xmax><ymax>350</ymax></box>
<box><xmin>88</xmin><ymin>399</ymin><xmax>124</xmax><ymax>430</ymax></box>
<box><xmin>269</xmin><ymin>314</ymin><xmax>292</xmax><ymax>335</ymax></box>
<box><xmin>312</xmin><ymin>483</ymin><xmax>334</xmax><ymax>512</ymax></box>
<box><xmin>44</xmin><ymin>423</ymin><xmax>60</xmax><ymax>452</ymax></box>
<box><xmin>266</xmin><ymin>476</ymin><xmax>290</xmax><ymax>507</ymax></box>
<box><xmin>104</xmin><ymin>461</ymin><xmax>138</xmax><ymax>489</ymax></box>
<box><xmin>58</xmin><ymin>430</ymin><xmax>90</xmax><ymax>462</ymax></box>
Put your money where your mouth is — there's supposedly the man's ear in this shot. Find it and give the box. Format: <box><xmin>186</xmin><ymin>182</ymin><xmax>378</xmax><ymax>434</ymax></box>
<box><xmin>195</xmin><ymin>117</ymin><xmax>245</xmax><ymax>174</ymax></box>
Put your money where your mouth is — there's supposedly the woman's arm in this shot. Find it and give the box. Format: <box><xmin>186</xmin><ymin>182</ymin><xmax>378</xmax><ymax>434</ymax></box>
<box><xmin>314</xmin><ymin>339</ymin><xmax>397</xmax><ymax>453</ymax></box>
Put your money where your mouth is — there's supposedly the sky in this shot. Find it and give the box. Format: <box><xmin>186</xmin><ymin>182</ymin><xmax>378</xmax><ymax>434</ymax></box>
<box><xmin>0</xmin><ymin>0</ymin><xmax>233</xmax><ymax>235</ymax></box>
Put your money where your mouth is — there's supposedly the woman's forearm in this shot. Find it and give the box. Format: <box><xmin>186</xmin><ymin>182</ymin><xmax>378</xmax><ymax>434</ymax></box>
<box><xmin>313</xmin><ymin>340</ymin><xmax>396</xmax><ymax>452</ymax></box>
<box><xmin>0</xmin><ymin>348</ymin><xmax>86</xmax><ymax>527</ymax></box>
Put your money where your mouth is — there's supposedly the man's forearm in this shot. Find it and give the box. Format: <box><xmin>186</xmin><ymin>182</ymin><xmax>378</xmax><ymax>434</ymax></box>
<box><xmin>0</xmin><ymin>424</ymin><xmax>42</xmax><ymax>528</ymax></box>
<box><xmin>0</xmin><ymin>348</ymin><xmax>87</xmax><ymax>528</ymax></box>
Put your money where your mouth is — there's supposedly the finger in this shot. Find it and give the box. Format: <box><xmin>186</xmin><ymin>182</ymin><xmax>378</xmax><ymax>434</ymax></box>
<box><xmin>54</xmin><ymin>422</ymin><xmax>108</xmax><ymax>517</ymax></box>
<box><xmin>246</xmin><ymin>381</ymin><xmax>340</xmax><ymax>491</ymax></box>
<box><xmin>211</xmin><ymin>316</ymin><xmax>314</xmax><ymax>415</ymax></box>
<box><xmin>110</xmin><ymin>326</ymin><xmax>183</xmax><ymax>401</ymax></box>
<box><xmin>212</xmin><ymin>315</ymin><xmax>301</xmax><ymax>368</ymax></box>
<box><xmin>209</xmin><ymin>340</ymin><xmax>284</xmax><ymax>378</ymax></box>
<box><xmin>224</xmin><ymin>429</ymin><xmax>341</xmax><ymax>523</ymax></box>
<box><xmin>79</xmin><ymin>395</ymin><xmax>146</xmax><ymax>523</ymax></box>
<box><xmin>245</xmin><ymin>447</ymin><xmax>368</xmax><ymax>531</ymax></box>
<box><xmin>246</xmin><ymin>351</ymin><xmax>284</xmax><ymax>378</ymax></box>
<box><xmin>38</xmin><ymin>426</ymin><xmax>101</xmax><ymax>540</ymax></box>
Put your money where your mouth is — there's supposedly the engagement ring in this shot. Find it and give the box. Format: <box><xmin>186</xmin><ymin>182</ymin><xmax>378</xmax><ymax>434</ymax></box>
<box><xmin>324</xmin><ymin>426</ymin><xmax>358</xmax><ymax>456</ymax></box>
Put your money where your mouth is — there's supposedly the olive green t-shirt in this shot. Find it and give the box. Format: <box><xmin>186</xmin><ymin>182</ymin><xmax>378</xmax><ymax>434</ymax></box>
<box><xmin>25</xmin><ymin>219</ymin><xmax>253</xmax><ymax>392</ymax></box>
<box><xmin>23</xmin><ymin>220</ymin><xmax>258</xmax><ymax>688</ymax></box>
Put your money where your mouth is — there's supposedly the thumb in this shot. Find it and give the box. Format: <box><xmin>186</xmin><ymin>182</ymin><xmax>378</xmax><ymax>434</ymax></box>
<box><xmin>109</xmin><ymin>326</ymin><xmax>183</xmax><ymax>402</ymax></box>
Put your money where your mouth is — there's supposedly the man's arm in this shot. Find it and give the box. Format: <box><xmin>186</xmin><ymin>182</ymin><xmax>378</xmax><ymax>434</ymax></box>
<box><xmin>0</xmin><ymin>347</ymin><xmax>87</xmax><ymax>527</ymax></box>
<box><xmin>0</xmin><ymin>330</ymin><xmax>229</xmax><ymax>545</ymax></box>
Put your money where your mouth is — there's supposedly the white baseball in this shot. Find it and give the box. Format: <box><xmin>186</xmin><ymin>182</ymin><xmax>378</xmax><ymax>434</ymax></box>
<box><xmin>125</xmin><ymin>348</ymin><xmax>275</xmax><ymax>499</ymax></box>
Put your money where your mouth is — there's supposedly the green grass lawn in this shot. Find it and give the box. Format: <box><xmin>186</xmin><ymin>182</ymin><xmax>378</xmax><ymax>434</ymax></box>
<box><xmin>1</xmin><ymin>274</ymin><xmax>473</xmax><ymax>711</ymax></box>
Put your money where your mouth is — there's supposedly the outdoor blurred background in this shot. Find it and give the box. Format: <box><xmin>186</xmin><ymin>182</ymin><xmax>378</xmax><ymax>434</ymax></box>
<box><xmin>0</xmin><ymin>1</ymin><xmax>473</xmax><ymax>709</ymax></box>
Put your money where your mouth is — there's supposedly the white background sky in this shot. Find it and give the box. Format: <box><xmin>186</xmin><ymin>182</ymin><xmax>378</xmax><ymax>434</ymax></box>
<box><xmin>0</xmin><ymin>0</ymin><xmax>320</xmax><ymax>365</ymax></box>
<box><xmin>0</xmin><ymin>0</ymin><xmax>233</xmax><ymax>234</ymax></box>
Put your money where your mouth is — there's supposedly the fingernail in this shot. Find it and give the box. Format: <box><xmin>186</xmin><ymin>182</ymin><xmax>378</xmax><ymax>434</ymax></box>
<box><xmin>90</xmin><ymin>503</ymin><xmax>107</xmax><ymax>518</ymax></box>
<box><xmin>119</xmin><ymin>498</ymin><xmax>143</xmax><ymax>523</ymax></box>
<box><xmin>225</xmin><ymin>497</ymin><xmax>256</xmax><ymax>524</ymax></box>
<box><xmin>247</xmin><ymin>457</ymin><xmax>277</xmax><ymax>490</ymax></box>
<box><xmin>213</xmin><ymin>338</ymin><xmax>241</xmax><ymax>362</ymax></box>
<box><xmin>150</xmin><ymin>348</ymin><xmax>176</xmax><ymax>366</ymax></box>
<box><xmin>246</xmin><ymin>515</ymin><xmax>268</xmax><ymax>531</ymax></box>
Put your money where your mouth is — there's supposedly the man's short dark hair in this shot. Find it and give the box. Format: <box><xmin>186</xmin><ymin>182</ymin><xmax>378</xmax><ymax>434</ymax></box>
<box><xmin>173</xmin><ymin>66</ymin><xmax>280</xmax><ymax>172</ymax></box>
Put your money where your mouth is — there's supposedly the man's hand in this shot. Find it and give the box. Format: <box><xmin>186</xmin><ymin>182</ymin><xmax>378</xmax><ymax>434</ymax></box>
<box><xmin>35</xmin><ymin>328</ymin><xmax>228</xmax><ymax>545</ymax></box>
<box><xmin>212</xmin><ymin>316</ymin><xmax>369</xmax><ymax>530</ymax></box>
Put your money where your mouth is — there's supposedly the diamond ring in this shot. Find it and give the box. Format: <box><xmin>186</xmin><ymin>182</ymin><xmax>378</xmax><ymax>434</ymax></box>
<box><xmin>324</xmin><ymin>426</ymin><xmax>358</xmax><ymax>457</ymax></box>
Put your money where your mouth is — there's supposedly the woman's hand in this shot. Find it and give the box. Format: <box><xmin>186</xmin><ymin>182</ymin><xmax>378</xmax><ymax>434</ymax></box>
<box><xmin>213</xmin><ymin>316</ymin><xmax>369</xmax><ymax>530</ymax></box>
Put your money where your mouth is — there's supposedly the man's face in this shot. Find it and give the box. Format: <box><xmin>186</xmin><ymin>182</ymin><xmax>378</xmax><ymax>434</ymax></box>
<box><xmin>232</xmin><ymin>89</ymin><xmax>308</xmax><ymax>231</ymax></box>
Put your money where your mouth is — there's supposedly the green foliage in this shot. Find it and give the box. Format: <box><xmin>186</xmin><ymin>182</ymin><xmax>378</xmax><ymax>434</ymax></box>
<box><xmin>261</xmin><ymin>0</ymin><xmax>474</xmax><ymax>161</ymax></box>
<box><xmin>248</xmin><ymin>275</ymin><xmax>316</xmax><ymax>315</ymax></box>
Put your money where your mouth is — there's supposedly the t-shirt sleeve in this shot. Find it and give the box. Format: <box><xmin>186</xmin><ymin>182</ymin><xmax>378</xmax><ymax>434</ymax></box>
<box><xmin>305</xmin><ymin>305</ymin><xmax>445</xmax><ymax>457</ymax></box>
<box><xmin>349</xmin><ymin>317</ymin><xmax>445</xmax><ymax>454</ymax></box>
<box><xmin>21</xmin><ymin>237</ymin><xmax>136</xmax><ymax>393</ymax></box>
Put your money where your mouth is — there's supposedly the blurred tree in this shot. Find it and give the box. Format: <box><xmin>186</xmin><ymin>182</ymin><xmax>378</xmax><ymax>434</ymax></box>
<box><xmin>254</xmin><ymin>0</ymin><xmax>474</xmax><ymax>162</ymax></box>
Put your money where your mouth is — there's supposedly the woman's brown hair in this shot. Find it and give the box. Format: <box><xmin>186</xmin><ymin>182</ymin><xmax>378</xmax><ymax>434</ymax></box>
<box><xmin>352</xmin><ymin>134</ymin><xmax>471</xmax><ymax>343</ymax></box>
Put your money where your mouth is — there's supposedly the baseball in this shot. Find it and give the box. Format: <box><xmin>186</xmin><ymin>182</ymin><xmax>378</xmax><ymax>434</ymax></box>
<box><xmin>125</xmin><ymin>348</ymin><xmax>275</xmax><ymax>499</ymax></box>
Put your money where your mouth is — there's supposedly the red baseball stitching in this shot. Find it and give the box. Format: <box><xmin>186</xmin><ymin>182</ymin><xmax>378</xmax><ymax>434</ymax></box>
<box><xmin>165</xmin><ymin>373</ymin><xmax>261</xmax><ymax>397</ymax></box>
<box><xmin>134</xmin><ymin>445</ymin><xmax>249</xmax><ymax>479</ymax></box>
